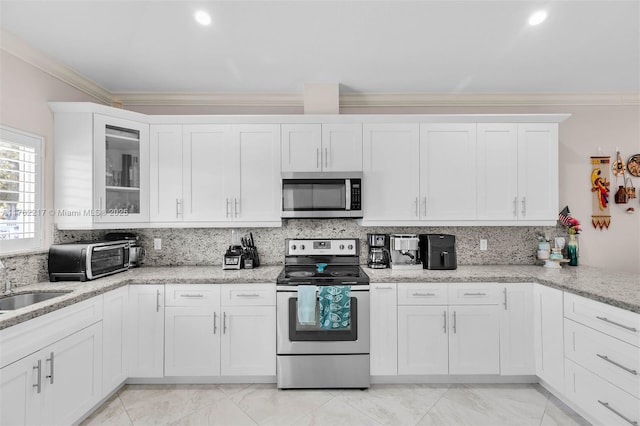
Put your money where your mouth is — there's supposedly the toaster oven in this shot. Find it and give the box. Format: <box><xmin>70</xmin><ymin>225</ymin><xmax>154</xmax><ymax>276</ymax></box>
<box><xmin>48</xmin><ymin>240</ymin><xmax>130</xmax><ymax>281</ymax></box>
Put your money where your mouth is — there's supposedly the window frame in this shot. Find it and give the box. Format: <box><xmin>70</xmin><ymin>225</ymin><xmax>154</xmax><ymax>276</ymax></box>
<box><xmin>0</xmin><ymin>125</ymin><xmax>44</xmax><ymax>253</ymax></box>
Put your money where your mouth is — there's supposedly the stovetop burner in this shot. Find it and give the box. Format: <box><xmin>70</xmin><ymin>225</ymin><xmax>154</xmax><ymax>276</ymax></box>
<box><xmin>287</xmin><ymin>271</ymin><xmax>315</xmax><ymax>278</ymax></box>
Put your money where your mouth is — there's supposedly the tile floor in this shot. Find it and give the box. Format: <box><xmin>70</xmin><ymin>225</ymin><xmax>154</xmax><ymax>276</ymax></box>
<box><xmin>82</xmin><ymin>383</ymin><xmax>590</xmax><ymax>426</ymax></box>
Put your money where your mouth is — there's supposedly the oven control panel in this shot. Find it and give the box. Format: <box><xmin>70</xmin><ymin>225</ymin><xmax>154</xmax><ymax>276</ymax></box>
<box><xmin>286</xmin><ymin>239</ymin><xmax>358</xmax><ymax>256</ymax></box>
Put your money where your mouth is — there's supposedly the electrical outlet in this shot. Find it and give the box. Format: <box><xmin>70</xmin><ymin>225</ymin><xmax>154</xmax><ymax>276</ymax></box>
<box><xmin>153</xmin><ymin>238</ymin><xmax>162</xmax><ymax>250</ymax></box>
<box><xmin>480</xmin><ymin>239</ymin><xmax>488</xmax><ymax>251</ymax></box>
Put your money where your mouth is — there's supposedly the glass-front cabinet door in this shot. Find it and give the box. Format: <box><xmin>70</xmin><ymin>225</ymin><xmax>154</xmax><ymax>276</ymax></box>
<box><xmin>94</xmin><ymin>114</ymin><xmax>149</xmax><ymax>223</ymax></box>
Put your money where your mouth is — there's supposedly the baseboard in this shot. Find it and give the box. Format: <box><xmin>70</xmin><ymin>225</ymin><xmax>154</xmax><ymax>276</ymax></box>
<box><xmin>371</xmin><ymin>374</ymin><xmax>538</xmax><ymax>384</ymax></box>
<box><xmin>126</xmin><ymin>375</ymin><xmax>277</xmax><ymax>385</ymax></box>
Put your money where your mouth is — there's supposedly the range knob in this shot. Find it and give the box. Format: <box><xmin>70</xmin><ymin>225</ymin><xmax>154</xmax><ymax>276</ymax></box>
<box><xmin>348</xmin><ymin>244</ymin><xmax>354</xmax><ymax>250</ymax></box>
<box><xmin>291</xmin><ymin>244</ymin><xmax>297</xmax><ymax>251</ymax></box>
<box><xmin>339</xmin><ymin>244</ymin><xmax>345</xmax><ymax>250</ymax></box>
<box><xmin>300</xmin><ymin>244</ymin><xmax>306</xmax><ymax>250</ymax></box>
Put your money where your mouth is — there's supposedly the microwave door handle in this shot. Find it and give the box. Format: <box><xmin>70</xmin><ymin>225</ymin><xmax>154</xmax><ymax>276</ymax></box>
<box><xmin>345</xmin><ymin>179</ymin><xmax>351</xmax><ymax>211</ymax></box>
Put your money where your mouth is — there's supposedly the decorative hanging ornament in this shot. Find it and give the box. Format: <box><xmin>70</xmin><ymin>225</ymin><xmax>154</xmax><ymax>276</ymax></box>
<box><xmin>591</xmin><ymin>156</ymin><xmax>611</xmax><ymax>229</ymax></box>
<box><xmin>612</xmin><ymin>151</ymin><xmax>626</xmax><ymax>176</ymax></box>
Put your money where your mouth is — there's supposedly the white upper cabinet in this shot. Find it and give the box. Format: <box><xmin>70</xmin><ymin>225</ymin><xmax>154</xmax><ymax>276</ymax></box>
<box><xmin>150</xmin><ymin>124</ymin><xmax>281</xmax><ymax>226</ymax></box>
<box><xmin>281</xmin><ymin>123</ymin><xmax>362</xmax><ymax>172</ymax></box>
<box><xmin>363</xmin><ymin>123</ymin><xmax>420</xmax><ymax>222</ymax></box>
<box><xmin>419</xmin><ymin>124</ymin><xmax>477</xmax><ymax>220</ymax></box>
<box><xmin>477</xmin><ymin>123</ymin><xmax>559</xmax><ymax>223</ymax></box>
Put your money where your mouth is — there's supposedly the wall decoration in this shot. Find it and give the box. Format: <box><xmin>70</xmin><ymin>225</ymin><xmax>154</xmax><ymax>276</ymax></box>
<box><xmin>627</xmin><ymin>154</ymin><xmax>640</xmax><ymax>177</ymax></box>
<box><xmin>590</xmin><ymin>156</ymin><xmax>611</xmax><ymax>229</ymax></box>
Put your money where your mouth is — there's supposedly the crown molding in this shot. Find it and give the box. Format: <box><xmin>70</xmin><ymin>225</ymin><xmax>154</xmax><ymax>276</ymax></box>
<box><xmin>1</xmin><ymin>29</ymin><xmax>113</xmax><ymax>105</ymax></box>
<box><xmin>115</xmin><ymin>91</ymin><xmax>640</xmax><ymax>108</ymax></box>
<box><xmin>340</xmin><ymin>92</ymin><xmax>640</xmax><ymax>107</ymax></box>
<box><xmin>113</xmin><ymin>91</ymin><xmax>303</xmax><ymax>107</ymax></box>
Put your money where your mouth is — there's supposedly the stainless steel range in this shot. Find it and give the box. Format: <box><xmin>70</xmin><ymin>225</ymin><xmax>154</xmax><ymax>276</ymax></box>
<box><xmin>276</xmin><ymin>238</ymin><xmax>370</xmax><ymax>389</ymax></box>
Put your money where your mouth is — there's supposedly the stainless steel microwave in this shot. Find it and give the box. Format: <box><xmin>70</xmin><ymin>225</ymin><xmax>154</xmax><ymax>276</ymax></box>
<box><xmin>281</xmin><ymin>172</ymin><xmax>363</xmax><ymax>218</ymax></box>
<box><xmin>48</xmin><ymin>240</ymin><xmax>130</xmax><ymax>281</ymax></box>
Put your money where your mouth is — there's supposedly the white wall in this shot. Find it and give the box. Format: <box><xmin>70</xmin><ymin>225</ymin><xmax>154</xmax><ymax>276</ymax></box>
<box><xmin>0</xmin><ymin>51</ymin><xmax>106</xmax><ymax>247</ymax></box>
<box><xmin>2</xmin><ymin>50</ymin><xmax>639</xmax><ymax>273</ymax></box>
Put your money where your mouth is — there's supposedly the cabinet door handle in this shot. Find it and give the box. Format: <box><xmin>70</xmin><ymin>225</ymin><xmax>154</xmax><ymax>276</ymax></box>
<box><xmin>597</xmin><ymin>400</ymin><xmax>638</xmax><ymax>425</ymax></box>
<box><xmin>443</xmin><ymin>310</ymin><xmax>447</xmax><ymax>334</ymax></box>
<box><xmin>412</xmin><ymin>292</ymin><xmax>436</xmax><ymax>297</ymax></box>
<box><xmin>453</xmin><ymin>311</ymin><xmax>457</xmax><ymax>334</ymax></box>
<box><xmin>223</xmin><ymin>312</ymin><xmax>228</xmax><ymax>334</ymax></box>
<box><xmin>597</xmin><ymin>354</ymin><xmax>638</xmax><ymax>375</ymax></box>
<box><xmin>156</xmin><ymin>289</ymin><xmax>161</xmax><ymax>312</ymax></box>
<box><xmin>513</xmin><ymin>197</ymin><xmax>518</xmax><ymax>217</ymax></box>
<box><xmin>226</xmin><ymin>198</ymin><xmax>231</xmax><ymax>218</ymax></box>
<box><xmin>414</xmin><ymin>197</ymin><xmax>419</xmax><ymax>217</ymax></box>
<box><xmin>179</xmin><ymin>293</ymin><xmax>204</xmax><ymax>298</ymax></box>
<box><xmin>213</xmin><ymin>312</ymin><xmax>217</xmax><ymax>334</ymax></box>
<box><xmin>176</xmin><ymin>198</ymin><xmax>181</xmax><ymax>219</ymax></box>
<box><xmin>464</xmin><ymin>292</ymin><xmax>487</xmax><ymax>296</ymax></box>
<box><xmin>503</xmin><ymin>288</ymin><xmax>508</xmax><ymax>310</ymax></box>
<box><xmin>316</xmin><ymin>148</ymin><xmax>320</xmax><ymax>169</ymax></box>
<box><xmin>422</xmin><ymin>197</ymin><xmax>427</xmax><ymax>216</ymax></box>
<box><xmin>596</xmin><ymin>316</ymin><xmax>638</xmax><ymax>332</ymax></box>
<box><xmin>324</xmin><ymin>147</ymin><xmax>328</xmax><ymax>169</ymax></box>
<box><xmin>234</xmin><ymin>198</ymin><xmax>240</xmax><ymax>218</ymax></box>
<box><xmin>521</xmin><ymin>197</ymin><xmax>526</xmax><ymax>217</ymax></box>
<box><xmin>33</xmin><ymin>359</ymin><xmax>42</xmax><ymax>394</ymax></box>
<box><xmin>45</xmin><ymin>352</ymin><xmax>54</xmax><ymax>384</ymax></box>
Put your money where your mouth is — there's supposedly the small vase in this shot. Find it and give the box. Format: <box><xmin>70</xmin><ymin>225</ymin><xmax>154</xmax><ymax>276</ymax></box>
<box><xmin>567</xmin><ymin>234</ymin><xmax>579</xmax><ymax>266</ymax></box>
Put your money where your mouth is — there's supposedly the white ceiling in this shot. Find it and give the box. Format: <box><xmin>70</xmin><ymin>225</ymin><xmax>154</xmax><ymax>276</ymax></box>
<box><xmin>1</xmin><ymin>0</ymin><xmax>639</xmax><ymax>94</ymax></box>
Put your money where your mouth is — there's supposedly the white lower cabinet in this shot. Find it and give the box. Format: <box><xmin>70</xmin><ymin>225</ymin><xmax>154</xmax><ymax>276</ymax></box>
<box><xmin>499</xmin><ymin>283</ymin><xmax>535</xmax><ymax>375</ymax></box>
<box><xmin>128</xmin><ymin>285</ymin><xmax>165</xmax><ymax>378</ymax></box>
<box><xmin>533</xmin><ymin>284</ymin><xmax>564</xmax><ymax>392</ymax></box>
<box><xmin>0</xmin><ymin>322</ymin><xmax>103</xmax><ymax>426</ymax></box>
<box><xmin>370</xmin><ymin>283</ymin><xmax>398</xmax><ymax>375</ymax></box>
<box><xmin>396</xmin><ymin>283</ymin><xmax>500</xmax><ymax>375</ymax></box>
<box><xmin>164</xmin><ymin>284</ymin><xmax>276</xmax><ymax>377</ymax></box>
<box><xmin>102</xmin><ymin>286</ymin><xmax>128</xmax><ymax>394</ymax></box>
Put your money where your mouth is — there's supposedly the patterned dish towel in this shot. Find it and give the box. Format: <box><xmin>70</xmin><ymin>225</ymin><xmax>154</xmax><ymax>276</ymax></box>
<box><xmin>318</xmin><ymin>285</ymin><xmax>352</xmax><ymax>330</ymax></box>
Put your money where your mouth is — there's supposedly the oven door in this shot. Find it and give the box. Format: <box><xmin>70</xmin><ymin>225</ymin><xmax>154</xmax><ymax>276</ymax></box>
<box><xmin>276</xmin><ymin>285</ymin><xmax>369</xmax><ymax>355</ymax></box>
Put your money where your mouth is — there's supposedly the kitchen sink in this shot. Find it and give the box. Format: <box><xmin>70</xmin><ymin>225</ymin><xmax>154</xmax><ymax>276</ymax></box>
<box><xmin>0</xmin><ymin>292</ymin><xmax>70</xmax><ymax>310</ymax></box>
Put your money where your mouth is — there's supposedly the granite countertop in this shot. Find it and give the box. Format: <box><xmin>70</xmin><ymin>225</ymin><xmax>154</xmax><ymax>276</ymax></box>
<box><xmin>0</xmin><ymin>264</ymin><xmax>638</xmax><ymax>330</ymax></box>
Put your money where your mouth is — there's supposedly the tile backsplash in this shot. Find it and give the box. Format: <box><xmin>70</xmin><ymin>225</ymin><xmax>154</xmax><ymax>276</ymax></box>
<box><xmin>3</xmin><ymin>220</ymin><xmax>564</xmax><ymax>288</ymax></box>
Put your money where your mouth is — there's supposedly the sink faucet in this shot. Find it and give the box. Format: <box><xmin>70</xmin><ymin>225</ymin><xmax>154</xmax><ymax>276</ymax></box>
<box><xmin>0</xmin><ymin>259</ymin><xmax>11</xmax><ymax>295</ymax></box>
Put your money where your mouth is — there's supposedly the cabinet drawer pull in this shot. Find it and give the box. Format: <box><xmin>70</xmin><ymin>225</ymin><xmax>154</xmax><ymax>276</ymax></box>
<box><xmin>443</xmin><ymin>310</ymin><xmax>447</xmax><ymax>334</ymax></box>
<box><xmin>463</xmin><ymin>292</ymin><xmax>487</xmax><ymax>296</ymax></box>
<box><xmin>596</xmin><ymin>316</ymin><xmax>638</xmax><ymax>332</ymax></box>
<box><xmin>179</xmin><ymin>293</ymin><xmax>204</xmax><ymax>298</ymax></box>
<box><xmin>33</xmin><ymin>359</ymin><xmax>42</xmax><ymax>394</ymax></box>
<box><xmin>45</xmin><ymin>352</ymin><xmax>54</xmax><ymax>384</ymax></box>
<box><xmin>597</xmin><ymin>354</ymin><xmax>638</xmax><ymax>375</ymax></box>
<box><xmin>597</xmin><ymin>400</ymin><xmax>638</xmax><ymax>425</ymax></box>
<box><xmin>375</xmin><ymin>286</ymin><xmax>393</xmax><ymax>290</ymax></box>
<box><xmin>412</xmin><ymin>292</ymin><xmax>436</xmax><ymax>297</ymax></box>
<box><xmin>235</xmin><ymin>293</ymin><xmax>260</xmax><ymax>298</ymax></box>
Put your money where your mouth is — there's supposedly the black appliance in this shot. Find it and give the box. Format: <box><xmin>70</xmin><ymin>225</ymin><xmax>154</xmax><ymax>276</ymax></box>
<box><xmin>419</xmin><ymin>234</ymin><xmax>457</xmax><ymax>270</ymax></box>
<box><xmin>367</xmin><ymin>233</ymin><xmax>390</xmax><ymax>269</ymax></box>
<box><xmin>105</xmin><ymin>232</ymin><xmax>144</xmax><ymax>267</ymax></box>
<box><xmin>48</xmin><ymin>240</ymin><xmax>130</xmax><ymax>281</ymax></box>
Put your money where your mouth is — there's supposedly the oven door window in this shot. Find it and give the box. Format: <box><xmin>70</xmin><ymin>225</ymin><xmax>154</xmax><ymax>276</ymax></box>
<box><xmin>282</xmin><ymin>180</ymin><xmax>346</xmax><ymax>211</ymax></box>
<box><xmin>90</xmin><ymin>246</ymin><xmax>128</xmax><ymax>276</ymax></box>
<box><xmin>288</xmin><ymin>297</ymin><xmax>358</xmax><ymax>341</ymax></box>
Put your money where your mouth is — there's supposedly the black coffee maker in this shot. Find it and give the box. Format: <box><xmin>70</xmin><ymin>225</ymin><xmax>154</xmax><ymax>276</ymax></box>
<box><xmin>419</xmin><ymin>234</ymin><xmax>457</xmax><ymax>270</ymax></box>
<box><xmin>367</xmin><ymin>234</ymin><xmax>390</xmax><ymax>269</ymax></box>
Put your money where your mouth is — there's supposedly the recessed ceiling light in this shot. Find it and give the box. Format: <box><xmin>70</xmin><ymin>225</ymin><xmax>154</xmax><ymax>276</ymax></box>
<box><xmin>194</xmin><ymin>10</ymin><xmax>212</xmax><ymax>26</ymax></box>
<box><xmin>528</xmin><ymin>10</ymin><xmax>547</xmax><ymax>26</ymax></box>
